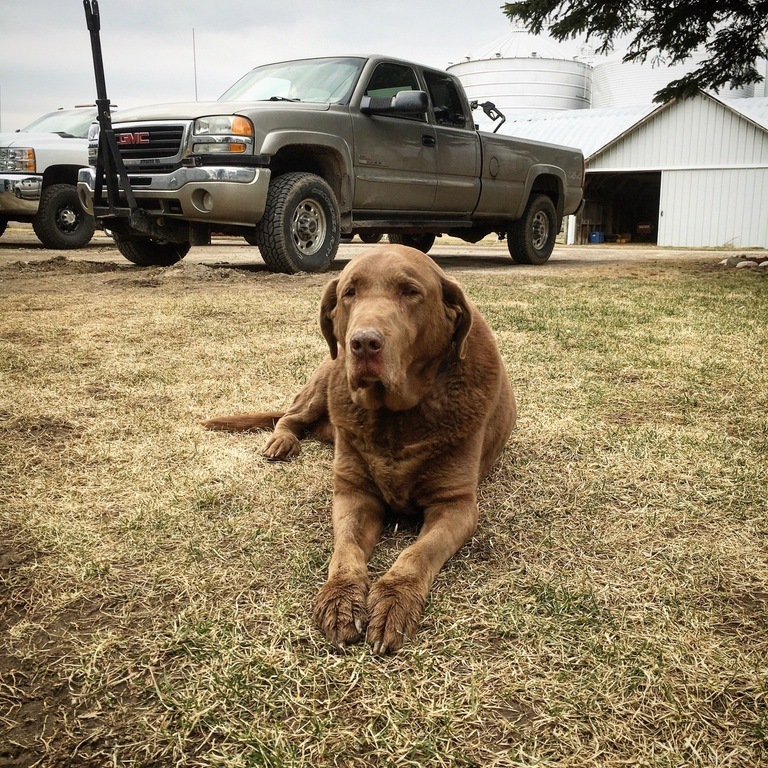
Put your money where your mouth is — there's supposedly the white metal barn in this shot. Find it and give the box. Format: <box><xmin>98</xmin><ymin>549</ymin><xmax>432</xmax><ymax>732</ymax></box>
<box><xmin>449</xmin><ymin>30</ymin><xmax>768</xmax><ymax>248</ymax></box>
<box><xmin>502</xmin><ymin>92</ymin><xmax>768</xmax><ymax>248</ymax></box>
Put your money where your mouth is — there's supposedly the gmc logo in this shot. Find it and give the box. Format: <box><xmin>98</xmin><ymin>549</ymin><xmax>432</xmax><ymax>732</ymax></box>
<box><xmin>117</xmin><ymin>131</ymin><xmax>150</xmax><ymax>145</ymax></box>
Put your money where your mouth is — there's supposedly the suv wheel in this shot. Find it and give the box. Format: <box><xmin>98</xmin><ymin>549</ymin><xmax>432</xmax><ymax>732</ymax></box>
<box><xmin>33</xmin><ymin>183</ymin><xmax>95</xmax><ymax>249</ymax></box>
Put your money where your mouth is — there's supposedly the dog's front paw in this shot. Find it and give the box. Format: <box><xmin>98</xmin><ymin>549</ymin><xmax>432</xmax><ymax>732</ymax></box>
<box><xmin>262</xmin><ymin>431</ymin><xmax>301</xmax><ymax>460</ymax></box>
<box><xmin>366</xmin><ymin>574</ymin><xmax>426</xmax><ymax>654</ymax></box>
<box><xmin>313</xmin><ymin>576</ymin><xmax>369</xmax><ymax>649</ymax></box>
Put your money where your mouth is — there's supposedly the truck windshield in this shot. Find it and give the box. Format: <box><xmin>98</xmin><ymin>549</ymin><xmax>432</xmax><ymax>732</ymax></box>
<box><xmin>21</xmin><ymin>108</ymin><xmax>98</xmax><ymax>138</ymax></box>
<box><xmin>220</xmin><ymin>57</ymin><xmax>365</xmax><ymax>105</ymax></box>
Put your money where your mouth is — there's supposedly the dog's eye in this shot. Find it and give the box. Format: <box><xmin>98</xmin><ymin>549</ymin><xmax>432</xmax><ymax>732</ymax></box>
<box><xmin>342</xmin><ymin>286</ymin><xmax>356</xmax><ymax>298</ymax></box>
<box><xmin>400</xmin><ymin>284</ymin><xmax>422</xmax><ymax>299</ymax></box>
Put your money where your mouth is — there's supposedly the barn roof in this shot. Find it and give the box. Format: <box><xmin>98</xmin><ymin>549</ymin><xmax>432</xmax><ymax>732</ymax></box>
<box><xmin>501</xmin><ymin>93</ymin><xmax>768</xmax><ymax>162</ymax></box>
<box><xmin>501</xmin><ymin>103</ymin><xmax>661</xmax><ymax>159</ymax></box>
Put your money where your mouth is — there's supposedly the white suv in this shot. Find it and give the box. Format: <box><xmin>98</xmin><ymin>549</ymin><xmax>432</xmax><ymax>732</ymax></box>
<box><xmin>0</xmin><ymin>107</ymin><xmax>96</xmax><ymax>248</ymax></box>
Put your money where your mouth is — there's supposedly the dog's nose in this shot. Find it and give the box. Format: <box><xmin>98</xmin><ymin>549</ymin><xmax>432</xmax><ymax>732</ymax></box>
<box><xmin>350</xmin><ymin>328</ymin><xmax>384</xmax><ymax>358</ymax></box>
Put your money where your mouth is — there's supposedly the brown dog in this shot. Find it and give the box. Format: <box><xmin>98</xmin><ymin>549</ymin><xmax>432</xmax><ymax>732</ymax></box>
<box><xmin>204</xmin><ymin>245</ymin><xmax>516</xmax><ymax>652</ymax></box>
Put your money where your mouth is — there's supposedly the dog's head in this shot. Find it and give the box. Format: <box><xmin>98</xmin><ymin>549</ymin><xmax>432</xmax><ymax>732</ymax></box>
<box><xmin>320</xmin><ymin>245</ymin><xmax>473</xmax><ymax>411</ymax></box>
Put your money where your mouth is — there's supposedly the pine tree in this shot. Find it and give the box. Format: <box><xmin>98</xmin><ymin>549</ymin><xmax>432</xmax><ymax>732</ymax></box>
<box><xmin>503</xmin><ymin>0</ymin><xmax>768</xmax><ymax>101</ymax></box>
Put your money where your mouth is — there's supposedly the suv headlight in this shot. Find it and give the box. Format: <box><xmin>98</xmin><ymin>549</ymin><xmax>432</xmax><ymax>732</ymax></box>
<box><xmin>87</xmin><ymin>122</ymin><xmax>100</xmax><ymax>165</ymax></box>
<box><xmin>0</xmin><ymin>147</ymin><xmax>36</xmax><ymax>173</ymax></box>
<box><xmin>192</xmin><ymin>115</ymin><xmax>254</xmax><ymax>155</ymax></box>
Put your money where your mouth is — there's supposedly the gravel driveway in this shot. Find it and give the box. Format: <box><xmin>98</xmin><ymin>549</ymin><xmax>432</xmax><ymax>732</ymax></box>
<box><xmin>1</xmin><ymin>222</ymin><xmax>761</xmax><ymax>275</ymax></box>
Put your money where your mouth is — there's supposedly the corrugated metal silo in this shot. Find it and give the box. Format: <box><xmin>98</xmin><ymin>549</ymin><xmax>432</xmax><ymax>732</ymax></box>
<box><xmin>592</xmin><ymin>51</ymin><xmax>756</xmax><ymax>108</ymax></box>
<box><xmin>447</xmin><ymin>26</ymin><xmax>591</xmax><ymax>130</ymax></box>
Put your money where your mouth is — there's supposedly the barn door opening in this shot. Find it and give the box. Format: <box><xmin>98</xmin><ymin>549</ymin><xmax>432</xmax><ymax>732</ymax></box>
<box><xmin>578</xmin><ymin>171</ymin><xmax>661</xmax><ymax>244</ymax></box>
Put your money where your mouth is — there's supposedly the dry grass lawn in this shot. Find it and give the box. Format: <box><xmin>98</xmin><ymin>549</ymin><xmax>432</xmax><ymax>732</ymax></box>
<box><xmin>1</xmin><ymin>253</ymin><xmax>766</xmax><ymax>767</ymax></box>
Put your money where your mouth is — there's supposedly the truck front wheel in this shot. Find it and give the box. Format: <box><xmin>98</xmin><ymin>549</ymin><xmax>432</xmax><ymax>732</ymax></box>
<box><xmin>508</xmin><ymin>194</ymin><xmax>557</xmax><ymax>265</ymax></box>
<box><xmin>113</xmin><ymin>232</ymin><xmax>190</xmax><ymax>267</ymax></box>
<box><xmin>256</xmin><ymin>172</ymin><xmax>340</xmax><ymax>274</ymax></box>
<box><xmin>33</xmin><ymin>183</ymin><xmax>96</xmax><ymax>249</ymax></box>
<box><xmin>387</xmin><ymin>233</ymin><xmax>436</xmax><ymax>253</ymax></box>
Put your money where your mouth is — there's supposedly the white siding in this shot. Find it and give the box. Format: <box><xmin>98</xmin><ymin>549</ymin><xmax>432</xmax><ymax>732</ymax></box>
<box><xmin>590</xmin><ymin>94</ymin><xmax>768</xmax><ymax>171</ymax></box>
<box><xmin>658</xmin><ymin>169</ymin><xmax>768</xmax><ymax>247</ymax></box>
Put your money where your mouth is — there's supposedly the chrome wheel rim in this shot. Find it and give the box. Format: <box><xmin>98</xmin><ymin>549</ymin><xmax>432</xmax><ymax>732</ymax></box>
<box><xmin>292</xmin><ymin>198</ymin><xmax>326</xmax><ymax>257</ymax></box>
<box><xmin>531</xmin><ymin>210</ymin><xmax>549</xmax><ymax>251</ymax></box>
<box><xmin>57</xmin><ymin>205</ymin><xmax>80</xmax><ymax>233</ymax></box>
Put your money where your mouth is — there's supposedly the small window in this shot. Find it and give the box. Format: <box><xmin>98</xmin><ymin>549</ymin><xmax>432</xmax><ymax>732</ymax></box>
<box><xmin>363</xmin><ymin>63</ymin><xmax>425</xmax><ymax>121</ymax></box>
<box><xmin>423</xmin><ymin>71</ymin><xmax>469</xmax><ymax>129</ymax></box>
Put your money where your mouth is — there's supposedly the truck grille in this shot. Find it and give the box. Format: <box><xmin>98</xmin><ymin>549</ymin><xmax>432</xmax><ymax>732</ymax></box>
<box><xmin>115</xmin><ymin>124</ymin><xmax>186</xmax><ymax>167</ymax></box>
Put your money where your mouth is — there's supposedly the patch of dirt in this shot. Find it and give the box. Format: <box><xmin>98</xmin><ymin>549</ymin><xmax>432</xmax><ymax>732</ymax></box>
<box><xmin>0</xmin><ymin>252</ymin><xmax>319</xmax><ymax>295</ymax></box>
<box><xmin>0</xmin><ymin>528</ymin><xmax>73</xmax><ymax>768</ymax></box>
<box><xmin>0</xmin><ymin>414</ymin><xmax>81</xmax><ymax>447</ymax></box>
<box><xmin>0</xmin><ymin>530</ymin><xmax>149</xmax><ymax>768</ymax></box>
<box><xmin>0</xmin><ymin>255</ymin><xmax>126</xmax><ymax>278</ymax></box>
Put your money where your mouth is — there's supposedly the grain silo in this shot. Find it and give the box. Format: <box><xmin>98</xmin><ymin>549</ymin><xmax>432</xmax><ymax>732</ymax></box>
<box><xmin>592</xmin><ymin>51</ymin><xmax>756</xmax><ymax>108</ymax></box>
<box><xmin>447</xmin><ymin>25</ymin><xmax>591</xmax><ymax>129</ymax></box>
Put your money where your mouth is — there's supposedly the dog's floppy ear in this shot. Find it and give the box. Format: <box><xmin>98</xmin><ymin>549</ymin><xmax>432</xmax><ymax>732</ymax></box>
<box><xmin>441</xmin><ymin>276</ymin><xmax>473</xmax><ymax>359</ymax></box>
<box><xmin>320</xmin><ymin>278</ymin><xmax>339</xmax><ymax>359</ymax></box>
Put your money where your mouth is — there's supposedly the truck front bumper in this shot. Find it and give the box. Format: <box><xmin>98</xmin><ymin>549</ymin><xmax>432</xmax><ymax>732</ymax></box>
<box><xmin>77</xmin><ymin>164</ymin><xmax>271</xmax><ymax>228</ymax></box>
<box><xmin>0</xmin><ymin>174</ymin><xmax>42</xmax><ymax>215</ymax></box>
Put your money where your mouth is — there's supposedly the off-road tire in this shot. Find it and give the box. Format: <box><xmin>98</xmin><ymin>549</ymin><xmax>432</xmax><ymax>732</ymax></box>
<box><xmin>255</xmin><ymin>172</ymin><xmax>340</xmax><ymax>274</ymax></box>
<box><xmin>359</xmin><ymin>233</ymin><xmax>383</xmax><ymax>244</ymax></box>
<box><xmin>508</xmin><ymin>194</ymin><xmax>557</xmax><ymax>265</ymax></box>
<box><xmin>113</xmin><ymin>232</ymin><xmax>190</xmax><ymax>267</ymax></box>
<box><xmin>387</xmin><ymin>233</ymin><xmax>436</xmax><ymax>253</ymax></box>
<box><xmin>32</xmin><ymin>183</ymin><xmax>95</xmax><ymax>249</ymax></box>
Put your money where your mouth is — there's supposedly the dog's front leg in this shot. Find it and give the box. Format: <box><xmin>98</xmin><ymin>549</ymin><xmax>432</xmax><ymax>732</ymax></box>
<box><xmin>263</xmin><ymin>358</ymin><xmax>333</xmax><ymax>460</ymax></box>
<box><xmin>366</xmin><ymin>494</ymin><xmax>478</xmax><ymax>654</ymax></box>
<box><xmin>313</xmin><ymin>483</ymin><xmax>385</xmax><ymax>649</ymax></box>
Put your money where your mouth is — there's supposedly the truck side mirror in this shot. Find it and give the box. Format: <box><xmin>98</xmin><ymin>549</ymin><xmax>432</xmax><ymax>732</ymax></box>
<box><xmin>360</xmin><ymin>90</ymin><xmax>429</xmax><ymax>116</ymax></box>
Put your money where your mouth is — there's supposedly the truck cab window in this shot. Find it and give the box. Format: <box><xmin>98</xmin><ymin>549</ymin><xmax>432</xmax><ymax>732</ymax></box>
<box><xmin>423</xmin><ymin>71</ymin><xmax>469</xmax><ymax>129</ymax></box>
<box><xmin>363</xmin><ymin>63</ymin><xmax>425</xmax><ymax>121</ymax></box>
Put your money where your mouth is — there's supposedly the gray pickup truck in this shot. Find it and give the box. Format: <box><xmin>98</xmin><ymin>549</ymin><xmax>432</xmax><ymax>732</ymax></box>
<box><xmin>78</xmin><ymin>55</ymin><xmax>583</xmax><ymax>272</ymax></box>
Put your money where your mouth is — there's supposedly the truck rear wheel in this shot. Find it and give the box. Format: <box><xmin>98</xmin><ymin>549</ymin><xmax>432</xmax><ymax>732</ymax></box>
<box><xmin>387</xmin><ymin>233</ymin><xmax>436</xmax><ymax>253</ymax></box>
<box><xmin>113</xmin><ymin>232</ymin><xmax>191</xmax><ymax>266</ymax></box>
<box><xmin>33</xmin><ymin>183</ymin><xmax>95</xmax><ymax>249</ymax></box>
<box><xmin>507</xmin><ymin>194</ymin><xmax>557</xmax><ymax>265</ymax></box>
<box><xmin>255</xmin><ymin>172</ymin><xmax>340</xmax><ymax>274</ymax></box>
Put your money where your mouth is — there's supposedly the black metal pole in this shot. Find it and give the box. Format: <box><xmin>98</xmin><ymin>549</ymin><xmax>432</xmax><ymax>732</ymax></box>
<box><xmin>82</xmin><ymin>0</ymin><xmax>138</xmax><ymax>213</ymax></box>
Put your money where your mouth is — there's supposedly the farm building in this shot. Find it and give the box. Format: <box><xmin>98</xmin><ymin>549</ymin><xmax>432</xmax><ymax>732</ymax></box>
<box><xmin>449</xmin><ymin>29</ymin><xmax>768</xmax><ymax>248</ymax></box>
<box><xmin>503</xmin><ymin>93</ymin><xmax>768</xmax><ymax>247</ymax></box>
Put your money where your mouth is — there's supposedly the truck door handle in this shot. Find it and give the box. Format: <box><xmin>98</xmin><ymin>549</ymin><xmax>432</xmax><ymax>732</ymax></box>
<box><xmin>422</xmin><ymin>135</ymin><xmax>436</xmax><ymax>147</ymax></box>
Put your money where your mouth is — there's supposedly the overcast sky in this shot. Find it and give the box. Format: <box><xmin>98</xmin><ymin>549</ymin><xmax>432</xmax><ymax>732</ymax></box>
<box><xmin>0</xmin><ymin>0</ymin><xmax>519</xmax><ymax>131</ymax></box>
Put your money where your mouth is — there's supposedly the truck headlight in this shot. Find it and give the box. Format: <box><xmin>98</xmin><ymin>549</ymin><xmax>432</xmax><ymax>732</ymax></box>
<box><xmin>192</xmin><ymin>139</ymin><xmax>249</xmax><ymax>154</ymax></box>
<box><xmin>194</xmin><ymin>115</ymin><xmax>253</xmax><ymax>136</ymax></box>
<box><xmin>192</xmin><ymin>116</ymin><xmax>254</xmax><ymax>156</ymax></box>
<box><xmin>0</xmin><ymin>147</ymin><xmax>36</xmax><ymax>173</ymax></box>
<box><xmin>87</xmin><ymin>123</ymin><xmax>100</xmax><ymax>165</ymax></box>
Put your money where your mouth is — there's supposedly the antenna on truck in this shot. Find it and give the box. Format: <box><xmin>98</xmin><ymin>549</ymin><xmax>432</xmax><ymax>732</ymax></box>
<box><xmin>82</xmin><ymin>0</ymin><xmax>138</xmax><ymax>214</ymax></box>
